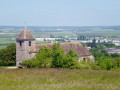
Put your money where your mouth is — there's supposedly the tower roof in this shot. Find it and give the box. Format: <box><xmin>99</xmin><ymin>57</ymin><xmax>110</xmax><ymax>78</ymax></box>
<box><xmin>16</xmin><ymin>28</ymin><xmax>35</xmax><ymax>40</ymax></box>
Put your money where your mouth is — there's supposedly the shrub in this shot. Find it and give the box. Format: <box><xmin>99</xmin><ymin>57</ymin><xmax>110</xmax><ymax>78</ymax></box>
<box><xmin>75</xmin><ymin>62</ymin><xmax>91</xmax><ymax>69</ymax></box>
<box><xmin>90</xmin><ymin>63</ymin><xmax>101</xmax><ymax>70</ymax></box>
<box><xmin>22</xmin><ymin>47</ymin><xmax>52</xmax><ymax>68</ymax></box>
<box><xmin>52</xmin><ymin>43</ymin><xmax>79</xmax><ymax>68</ymax></box>
<box><xmin>21</xmin><ymin>59</ymin><xmax>34</xmax><ymax>68</ymax></box>
<box><xmin>36</xmin><ymin>47</ymin><xmax>52</xmax><ymax>68</ymax></box>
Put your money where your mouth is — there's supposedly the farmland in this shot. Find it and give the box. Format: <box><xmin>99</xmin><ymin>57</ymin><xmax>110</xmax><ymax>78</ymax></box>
<box><xmin>1</xmin><ymin>26</ymin><xmax>120</xmax><ymax>50</ymax></box>
<box><xmin>0</xmin><ymin>39</ymin><xmax>16</xmax><ymax>50</ymax></box>
<box><xmin>0</xmin><ymin>68</ymin><xmax>120</xmax><ymax>90</ymax></box>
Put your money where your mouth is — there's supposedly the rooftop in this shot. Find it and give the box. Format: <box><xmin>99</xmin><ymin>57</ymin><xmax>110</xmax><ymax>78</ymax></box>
<box><xmin>29</xmin><ymin>42</ymin><xmax>91</xmax><ymax>56</ymax></box>
<box><xmin>16</xmin><ymin>28</ymin><xmax>35</xmax><ymax>40</ymax></box>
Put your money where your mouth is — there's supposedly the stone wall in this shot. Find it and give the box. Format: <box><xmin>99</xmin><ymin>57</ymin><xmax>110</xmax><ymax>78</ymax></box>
<box><xmin>16</xmin><ymin>40</ymin><xmax>35</xmax><ymax>67</ymax></box>
<box><xmin>78</xmin><ymin>55</ymin><xmax>94</xmax><ymax>62</ymax></box>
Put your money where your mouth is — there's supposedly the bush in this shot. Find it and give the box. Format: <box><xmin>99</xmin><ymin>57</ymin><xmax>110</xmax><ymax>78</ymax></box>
<box><xmin>75</xmin><ymin>62</ymin><xmax>91</xmax><ymax>69</ymax></box>
<box><xmin>22</xmin><ymin>47</ymin><xmax>52</xmax><ymax>68</ymax></box>
<box><xmin>90</xmin><ymin>63</ymin><xmax>101</xmax><ymax>70</ymax></box>
<box><xmin>51</xmin><ymin>43</ymin><xmax>79</xmax><ymax>68</ymax></box>
<box><xmin>21</xmin><ymin>59</ymin><xmax>34</xmax><ymax>68</ymax></box>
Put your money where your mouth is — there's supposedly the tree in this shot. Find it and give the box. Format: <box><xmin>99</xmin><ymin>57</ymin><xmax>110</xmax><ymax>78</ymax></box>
<box><xmin>44</xmin><ymin>38</ymin><xmax>46</xmax><ymax>41</ymax></box>
<box><xmin>96</xmin><ymin>56</ymin><xmax>107</xmax><ymax>70</ymax></box>
<box><xmin>0</xmin><ymin>45</ymin><xmax>16</xmax><ymax>66</ymax></box>
<box><xmin>52</xmin><ymin>43</ymin><xmax>79</xmax><ymax>68</ymax></box>
<box><xmin>52</xmin><ymin>43</ymin><xmax>65</xmax><ymax>68</ymax></box>
<box><xmin>36</xmin><ymin>47</ymin><xmax>52</xmax><ymax>68</ymax></box>
<box><xmin>22</xmin><ymin>47</ymin><xmax>53</xmax><ymax>68</ymax></box>
<box><xmin>112</xmin><ymin>57</ymin><xmax>120</xmax><ymax>68</ymax></box>
<box><xmin>105</xmin><ymin>57</ymin><xmax>112</xmax><ymax>70</ymax></box>
<box><xmin>91</xmin><ymin>39</ymin><xmax>97</xmax><ymax>48</ymax></box>
<box><xmin>111</xmin><ymin>53</ymin><xmax>120</xmax><ymax>58</ymax></box>
<box><xmin>64</xmin><ymin>50</ymin><xmax>79</xmax><ymax>68</ymax></box>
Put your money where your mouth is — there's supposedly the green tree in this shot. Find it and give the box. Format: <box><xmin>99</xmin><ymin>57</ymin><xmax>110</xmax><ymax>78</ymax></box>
<box><xmin>96</xmin><ymin>56</ymin><xmax>107</xmax><ymax>70</ymax></box>
<box><xmin>0</xmin><ymin>45</ymin><xmax>16</xmax><ymax>66</ymax></box>
<box><xmin>63</xmin><ymin>50</ymin><xmax>79</xmax><ymax>68</ymax></box>
<box><xmin>105</xmin><ymin>57</ymin><xmax>112</xmax><ymax>70</ymax></box>
<box><xmin>91</xmin><ymin>39</ymin><xmax>97</xmax><ymax>48</ymax></box>
<box><xmin>111</xmin><ymin>53</ymin><xmax>120</xmax><ymax>58</ymax></box>
<box><xmin>112</xmin><ymin>57</ymin><xmax>120</xmax><ymax>68</ymax></box>
<box><xmin>22</xmin><ymin>47</ymin><xmax>53</xmax><ymax>68</ymax></box>
<box><xmin>36</xmin><ymin>47</ymin><xmax>52</xmax><ymax>68</ymax></box>
<box><xmin>52</xmin><ymin>43</ymin><xmax>79</xmax><ymax>68</ymax></box>
<box><xmin>52</xmin><ymin>43</ymin><xmax>65</xmax><ymax>68</ymax></box>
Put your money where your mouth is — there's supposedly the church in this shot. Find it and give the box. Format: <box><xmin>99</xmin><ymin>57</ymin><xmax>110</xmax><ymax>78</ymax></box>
<box><xmin>16</xmin><ymin>27</ymin><xmax>94</xmax><ymax>67</ymax></box>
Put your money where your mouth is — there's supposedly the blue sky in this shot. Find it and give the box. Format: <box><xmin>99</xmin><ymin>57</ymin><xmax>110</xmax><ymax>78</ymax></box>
<box><xmin>0</xmin><ymin>0</ymin><xmax>120</xmax><ymax>26</ymax></box>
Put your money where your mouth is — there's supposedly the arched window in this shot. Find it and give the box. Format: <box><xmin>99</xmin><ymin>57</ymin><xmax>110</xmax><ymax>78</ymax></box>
<box><xmin>29</xmin><ymin>41</ymin><xmax>31</xmax><ymax>46</ymax></box>
<box><xmin>20</xmin><ymin>41</ymin><xmax>22</xmax><ymax>46</ymax></box>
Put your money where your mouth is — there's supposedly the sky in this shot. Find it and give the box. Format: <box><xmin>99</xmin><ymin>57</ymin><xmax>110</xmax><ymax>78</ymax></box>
<box><xmin>0</xmin><ymin>0</ymin><xmax>120</xmax><ymax>26</ymax></box>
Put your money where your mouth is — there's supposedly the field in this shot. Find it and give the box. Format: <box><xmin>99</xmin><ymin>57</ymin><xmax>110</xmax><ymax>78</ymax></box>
<box><xmin>0</xmin><ymin>46</ymin><xmax>7</xmax><ymax>50</ymax></box>
<box><xmin>0</xmin><ymin>69</ymin><xmax>120</xmax><ymax>90</ymax></box>
<box><xmin>1</xmin><ymin>26</ymin><xmax>120</xmax><ymax>50</ymax></box>
<box><xmin>0</xmin><ymin>39</ymin><xmax>15</xmax><ymax>50</ymax></box>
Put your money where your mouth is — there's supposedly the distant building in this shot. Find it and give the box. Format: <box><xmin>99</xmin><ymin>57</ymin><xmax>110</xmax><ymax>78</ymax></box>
<box><xmin>36</xmin><ymin>38</ymin><xmax>61</xmax><ymax>41</ymax></box>
<box><xmin>16</xmin><ymin>28</ymin><xmax>94</xmax><ymax>67</ymax></box>
<box><xmin>113</xmin><ymin>40</ymin><xmax>120</xmax><ymax>46</ymax></box>
<box><xmin>106</xmin><ymin>48</ymin><xmax>120</xmax><ymax>54</ymax></box>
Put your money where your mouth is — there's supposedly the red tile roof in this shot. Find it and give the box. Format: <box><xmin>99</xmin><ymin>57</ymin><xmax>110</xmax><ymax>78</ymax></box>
<box><xmin>29</xmin><ymin>42</ymin><xmax>91</xmax><ymax>56</ymax></box>
<box><xmin>16</xmin><ymin>28</ymin><xmax>35</xmax><ymax>40</ymax></box>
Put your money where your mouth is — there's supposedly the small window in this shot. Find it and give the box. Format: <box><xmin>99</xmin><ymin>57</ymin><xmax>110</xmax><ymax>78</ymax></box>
<box><xmin>20</xmin><ymin>41</ymin><xmax>22</xmax><ymax>46</ymax></box>
<box><xmin>29</xmin><ymin>41</ymin><xmax>31</xmax><ymax>46</ymax></box>
<box><xmin>83</xmin><ymin>58</ymin><xmax>86</xmax><ymax>61</ymax></box>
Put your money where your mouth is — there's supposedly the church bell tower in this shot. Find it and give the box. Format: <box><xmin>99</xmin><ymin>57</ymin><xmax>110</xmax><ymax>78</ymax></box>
<box><xmin>16</xmin><ymin>27</ymin><xmax>35</xmax><ymax>67</ymax></box>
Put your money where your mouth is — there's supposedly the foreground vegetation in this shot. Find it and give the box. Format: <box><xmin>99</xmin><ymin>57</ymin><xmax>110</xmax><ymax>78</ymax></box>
<box><xmin>0</xmin><ymin>68</ymin><xmax>120</xmax><ymax>90</ymax></box>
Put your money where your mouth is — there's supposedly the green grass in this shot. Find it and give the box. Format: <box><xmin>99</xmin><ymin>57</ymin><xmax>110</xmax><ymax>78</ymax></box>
<box><xmin>111</xmin><ymin>68</ymin><xmax>120</xmax><ymax>72</ymax></box>
<box><xmin>77</xmin><ymin>28</ymin><xmax>120</xmax><ymax>39</ymax></box>
<box><xmin>33</xmin><ymin>32</ymin><xmax>77</xmax><ymax>38</ymax></box>
<box><xmin>0</xmin><ymin>39</ymin><xmax>15</xmax><ymax>44</ymax></box>
<box><xmin>0</xmin><ymin>66</ymin><xmax>16</xmax><ymax>69</ymax></box>
<box><xmin>35</xmin><ymin>41</ymin><xmax>51</xmax><ymax>44</ymax></box>
<box><xmin>0</xmin><ymin>69</ymin><xmax>120</xmax><ymax>90</ymax></box>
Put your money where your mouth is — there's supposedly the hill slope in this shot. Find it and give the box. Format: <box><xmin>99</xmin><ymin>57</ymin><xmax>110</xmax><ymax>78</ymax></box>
<box><xmin>0</xmin><ymin>69</ymin><xmax>120</xmax><ymax>90</ymax></box>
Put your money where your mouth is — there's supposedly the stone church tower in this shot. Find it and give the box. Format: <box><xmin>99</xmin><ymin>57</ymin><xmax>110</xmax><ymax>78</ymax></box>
<box><xmin>16</xmin><ymin>27</ymin><xmax>35</xmax><ymax>67</ymax></box>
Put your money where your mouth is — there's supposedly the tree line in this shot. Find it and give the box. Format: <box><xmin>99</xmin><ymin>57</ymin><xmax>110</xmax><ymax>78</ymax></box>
<box><xmin>0</xmin><ymin>41</ymin><xmax>120</xmax><ymax>71</ymax></box>
<box><xmin>87</xmin><ymin>39</ymin><xmax>120</xmax><ymax>70</ymax></box>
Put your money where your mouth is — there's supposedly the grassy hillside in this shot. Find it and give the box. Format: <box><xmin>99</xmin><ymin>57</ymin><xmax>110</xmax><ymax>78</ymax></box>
<box><xmin>0</xmin><ymin>69</ymin><xmax>120</xmax><ymax>90</ymax></box>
